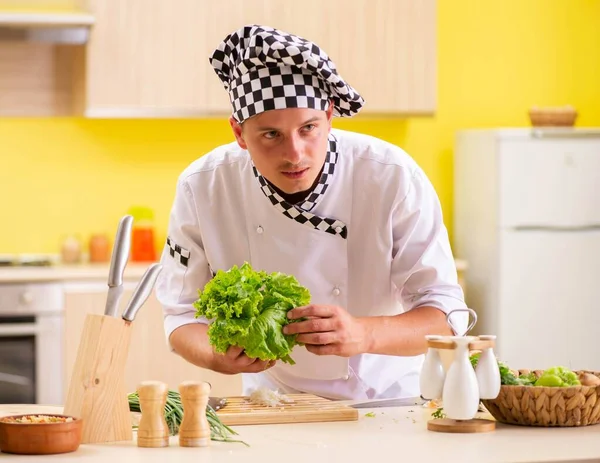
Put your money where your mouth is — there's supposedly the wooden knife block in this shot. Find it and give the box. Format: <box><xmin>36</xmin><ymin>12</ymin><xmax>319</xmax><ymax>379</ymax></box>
<box><xmin>63</xmin><ymin>314</ymin><xmax>133</xmax><ymax>444</ymax></box>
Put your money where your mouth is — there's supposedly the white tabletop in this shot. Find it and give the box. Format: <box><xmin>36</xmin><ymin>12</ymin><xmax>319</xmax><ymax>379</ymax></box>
<box><xmin>0</xmin><ymin>404</ymin><xmax>599</xmax><ymax>463</ymax></box>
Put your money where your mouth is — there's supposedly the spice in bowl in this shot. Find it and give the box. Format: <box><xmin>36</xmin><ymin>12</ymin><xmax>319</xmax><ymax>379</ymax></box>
<box><xmin>1</xmin><ymin>415</ymin><xmax>74</xmax><ymax>424</ymax></box>
<box><xmin>0</xmin><ymin>413</ymin><xmax>82</xmax><ymax>455</ymax></box>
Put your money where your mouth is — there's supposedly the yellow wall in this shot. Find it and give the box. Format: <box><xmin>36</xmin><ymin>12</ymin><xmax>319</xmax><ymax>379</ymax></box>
<box><xmin>1</xmin><ymin>0</ymin><xmax>599</xmax><ymax>255</ymax></box>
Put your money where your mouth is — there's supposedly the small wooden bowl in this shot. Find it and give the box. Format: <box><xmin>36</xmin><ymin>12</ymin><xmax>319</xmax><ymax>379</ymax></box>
<box><xmin>0</xmin><ymin>414</ymin><xmax>82</xmax><ymax>455</ymax></box>
<box><xmin>529</xmin><ymin>106</ymin><xmax>577</xmax><ymax>127</ymax></box>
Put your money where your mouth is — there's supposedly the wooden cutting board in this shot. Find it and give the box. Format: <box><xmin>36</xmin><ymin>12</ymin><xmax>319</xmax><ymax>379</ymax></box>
<box><xmin>215</xmin><ymin>393</ymin><xmax>358</xmax><ymax>425</ymax></box>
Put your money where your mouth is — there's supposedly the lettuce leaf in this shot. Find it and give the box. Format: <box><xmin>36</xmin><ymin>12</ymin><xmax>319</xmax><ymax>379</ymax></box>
<box><xmin>193</xmin><ymin>262</ymin><xmax>310</xmax><ymax>365</ymax></box>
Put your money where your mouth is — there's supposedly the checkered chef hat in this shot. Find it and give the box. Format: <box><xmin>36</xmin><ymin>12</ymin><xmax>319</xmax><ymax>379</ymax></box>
<box><xmin>209</xmin><ymin>24</ymin><xmax>365</xmax><ymax>123</ymax></box>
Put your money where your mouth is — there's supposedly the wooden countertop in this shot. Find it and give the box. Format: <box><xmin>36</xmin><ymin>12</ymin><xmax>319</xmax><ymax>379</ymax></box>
<box><xmin>0</xmin><ymin>403</ymin><xmax>597</xmax><ymax>462</ymax></box>
<box><xmin>0</xmin><ymin>259</ymin><xmax>468</xmax><ymax>284</ymax></box>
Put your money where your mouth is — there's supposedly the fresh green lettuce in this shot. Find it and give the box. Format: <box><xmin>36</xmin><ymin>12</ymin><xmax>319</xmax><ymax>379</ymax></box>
<box><xmin>193</xmin><ymin>262</ymin><xmax>310</xmax><ymax>365</ymax></box>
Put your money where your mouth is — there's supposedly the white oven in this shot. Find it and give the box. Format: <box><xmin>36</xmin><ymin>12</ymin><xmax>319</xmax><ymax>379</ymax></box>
<box><xmin>0</xmin><ymin>282</ymin><xmax>64</xmax><ymax>405</ymax></box>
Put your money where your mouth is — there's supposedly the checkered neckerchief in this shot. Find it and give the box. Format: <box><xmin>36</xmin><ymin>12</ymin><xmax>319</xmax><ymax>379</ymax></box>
<box><xmin>253</xmin><ymin>134</ymin><xmax>348</xmax><ymax>239</ymax></box>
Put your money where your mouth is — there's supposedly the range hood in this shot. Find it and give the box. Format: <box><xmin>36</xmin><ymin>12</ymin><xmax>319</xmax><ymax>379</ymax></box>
<box><xmin>0</xmin><ymin>10</ymin><xmax>94</xmax><ymax>44</ymax></box>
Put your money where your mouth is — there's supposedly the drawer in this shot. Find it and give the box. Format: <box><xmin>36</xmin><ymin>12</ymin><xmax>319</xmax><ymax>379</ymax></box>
<box><xmin>499</xmin><ymin>137</ymin><xmax>600</xmax><ymax>227</ymax></box>
<box><xmin>0</xmin><ymin>283</ymin><xmax>64</xmax><ymax>315</ymax></box>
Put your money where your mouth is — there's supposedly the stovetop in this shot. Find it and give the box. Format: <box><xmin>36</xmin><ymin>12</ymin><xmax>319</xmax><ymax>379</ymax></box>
<box><xmin>0</xmin><ymin>255</ymin><xmax>56</xmax><ymax>267</ymax></box>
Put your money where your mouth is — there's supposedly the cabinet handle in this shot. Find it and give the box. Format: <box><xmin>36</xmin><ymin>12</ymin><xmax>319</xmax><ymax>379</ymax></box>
<box><xmin>0</xmin><ymin>324</ymin><xmax>38</xmax><ymax>336</ymax></box>
<box><xmin>514</xmin><ymin>225</ymin><xmax>600</xmax><ymax>232</ymax></box>
<box><xmin>532</xmin><ymin>128</ymin><xmax>600</xmax><ymax>138</ymax></box>
<box><xmin>0</xmin><ymin>372</ymin><xmax>32</xmax><ymax>386</ymax></box>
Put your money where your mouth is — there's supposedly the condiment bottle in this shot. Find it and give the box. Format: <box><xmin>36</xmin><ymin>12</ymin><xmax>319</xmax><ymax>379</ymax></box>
<box><xmin>442</xmin><ymin>336</ymin><xmax>480</xmax><ymax>420</ymax></box>
<box><xmin>88</xmin><ymin>234</ymin><xmax>110</xmax><ymax>263</ymax></box>
<box><xmin>475</xmin><ymin>335</ymin><xmax>501</xmax><ymax>399</ymax></box>
<box><xmin>178</xmin><ymin>381</ymin><xmax>211</xmax><ymax>447</ymax></box>
<box><xmin>128</xmin><ymin>206</ymin><xmax>157</xmax><ymax>262</ymax></box>
<box><xmin>137</xmin><ymin>380</ymin><xmax>169</xmax><ymax>448</ymax></box>
<box><xmin>420</xmin><ymin>335</ymin><xmax>446</xmax><ymax>400</ymax></box>
<box><xmin>60</xmin><ymin>235</ymin><xmax>82</xmax><ymax>264</ymax></box>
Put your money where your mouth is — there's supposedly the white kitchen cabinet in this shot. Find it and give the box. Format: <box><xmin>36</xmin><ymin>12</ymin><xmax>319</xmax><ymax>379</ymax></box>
<box><xmin>498</xmin><ymin>229</ymin><xmax>600</xmax><ymax>371</ymax></box>
<box><xmin>498</xmin><ymin>136</ymin><xmax>600</xmax><ymax>228</ymax></box>
<box><xmin>62</xmin><ymin>281</ymin><xmax>242</xmax><ymax>401</ymax></box>
<box><xmin>454</xmin><ymin>128</ymin><xmax>600</xmax><ymax>372</ymax></box>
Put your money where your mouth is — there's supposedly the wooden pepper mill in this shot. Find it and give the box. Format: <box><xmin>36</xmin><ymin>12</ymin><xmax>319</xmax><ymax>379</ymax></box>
<box><xmin>137</xmin><ymin>381</ymin><xmax>170</xmax><ymax>448</ymax></box>
<box><xmin>178</xmin><ymin>381</ymin><xmax>211</xmax><ymax>447</ymax></box>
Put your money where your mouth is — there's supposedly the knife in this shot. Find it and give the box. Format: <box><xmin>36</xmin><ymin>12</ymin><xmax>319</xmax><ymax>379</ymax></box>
<box><xmin>337</xmin><ymin>396</ymin><xmax>425</xmax><ymax>409</ymax></box>
<box><xmin>122</xmin><ymin>263</ymin><xmax>163</xmax><ymax>322</ymax></box>
<box><xmin>104</xmin><ymin>215</ymin><xmax>133</xmax><ymax>318</ymax></box>
<box><xmin>208</xmin><ymin>397</ymin><xmax>227</xmax><ymax>411</ymax></box>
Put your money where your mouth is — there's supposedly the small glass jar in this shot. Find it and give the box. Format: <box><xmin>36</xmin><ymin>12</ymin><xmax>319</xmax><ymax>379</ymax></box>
<box><xmin>128</xmin><ymin>206</ymin><xmax>157</xmax><ymax>262</ymax></box>
<box><xmin>89</xmin><ymin>234</ymin><xmax>110</xmax><ymax>263</ymax></box>
<box><xmin>60</xmin><ymin>235</ymin><xmax>82</xmax><ymax>264</ymax></box>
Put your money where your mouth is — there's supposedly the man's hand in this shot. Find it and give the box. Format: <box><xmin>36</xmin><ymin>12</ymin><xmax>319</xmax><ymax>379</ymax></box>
<box><xmin>209</xmin><ymin>346</ymin><xmax>276</xmax><ymax>375</ymax></box>
<box><xmin>169</xmin><ymin>324</ymin><xmax>275</xmax><ymax>375</ymax></box>
<box><xmin>282</xmin><ymin>304</ymin><xmax>371</xmax><ymax>357</ymax></box>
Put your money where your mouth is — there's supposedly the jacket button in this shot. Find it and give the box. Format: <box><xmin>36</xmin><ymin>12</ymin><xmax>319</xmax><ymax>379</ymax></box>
<box><xmin>256</xmin><ymin>226</ymin><xmax>264</xmax><ymax>234</ymax></box>
<box><xmin>344</xmin><ymin>374</ymin><xmax>350</xmax><ymax>380</ymax></box>
<box><xmin>332</xmin><ymin>287</ymin><xmax>340</xmax><ymax>296</ymax></box>
<box><xmin>335</xmin><ymin>226</ymin><xmax>343</xmax><ymax>233</ymax></box>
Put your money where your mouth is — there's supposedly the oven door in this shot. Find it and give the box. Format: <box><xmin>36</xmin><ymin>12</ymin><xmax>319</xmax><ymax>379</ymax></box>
<box><xmin>0</xmin><ymin>313</ymin><xmax>63</xmax><ymax>405</ymax></box>
<box><xmin>0</xmin><ymin>316</ymin><xmax>36</xmax><ymax>403</ymax></box>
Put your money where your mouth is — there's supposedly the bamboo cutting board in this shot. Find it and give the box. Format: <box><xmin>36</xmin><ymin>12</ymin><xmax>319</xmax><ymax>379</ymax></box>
<box><xmin>215</xmin><ymin>394</ymin><xmax>358</xmax><ymax>425</ymax></box>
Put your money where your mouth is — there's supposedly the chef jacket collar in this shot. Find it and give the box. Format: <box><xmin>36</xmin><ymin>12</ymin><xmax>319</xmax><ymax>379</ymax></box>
<box><xmin>252</xmin><ymin>133</ymin><xmax>348</xmax><ymax>239</ymax></box>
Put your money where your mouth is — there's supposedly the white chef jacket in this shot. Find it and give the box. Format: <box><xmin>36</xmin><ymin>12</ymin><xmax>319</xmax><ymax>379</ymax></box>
<box><xmin>155</xmin><ymin>128</ymin><xmax>467</xmax><ymax>400</ymax></box>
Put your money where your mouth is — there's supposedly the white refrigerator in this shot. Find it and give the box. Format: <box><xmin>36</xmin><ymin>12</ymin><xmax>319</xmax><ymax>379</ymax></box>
<box><xmin>454</xmin><ymin>128</ymin><xmax>600</xmax><ymax>372</ymax></box>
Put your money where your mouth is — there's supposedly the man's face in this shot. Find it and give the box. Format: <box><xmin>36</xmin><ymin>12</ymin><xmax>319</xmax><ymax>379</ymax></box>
<box><xmin>230</xmin><ymin>105</ymin><xmax>334</xmax><ymax>194</ymax></box>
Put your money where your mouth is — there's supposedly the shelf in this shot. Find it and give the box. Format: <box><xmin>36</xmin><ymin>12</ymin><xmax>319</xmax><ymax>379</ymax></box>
<box><xmin>0</xmin><ymin>10</ymin><xmax>94</xmax><ymax>44</ymax></box>
<box><xmin>0</xmin><ymin>10</ymin><xmax>94</xmax><ymax>27</ymax></box>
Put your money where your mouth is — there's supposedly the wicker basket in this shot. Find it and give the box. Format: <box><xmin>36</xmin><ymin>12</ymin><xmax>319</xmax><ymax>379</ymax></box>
<box><xmin>529</xmin><ymin>106</ymin><xmax>577</xmax><ymax>127</ymax></box>
<box><xmin>481</xmin><ymin>370</ymin><xmax>600</xmax><ymax>427</ymax></box>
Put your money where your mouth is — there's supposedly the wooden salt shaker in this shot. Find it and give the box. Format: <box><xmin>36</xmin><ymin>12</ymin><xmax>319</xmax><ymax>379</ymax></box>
<box><xmin>137</xmin><ymin>381</ymin><xmax>170</xmax><ymax>448</ymax></box>
<box><xmin>179</xmin><ymin>380</ymin><xmax>211</xmax><ymax>447</ymax></box>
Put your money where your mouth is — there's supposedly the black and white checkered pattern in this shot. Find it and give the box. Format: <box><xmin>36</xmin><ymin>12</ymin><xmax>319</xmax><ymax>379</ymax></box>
<box><xmin>253</xmin><ymin>134</ymin><xmax>348</xmax><ymax>239</ymax></box>
<box><xmin>166</xmin><ymin>237</ymin><xmax>190</xmax><ymax>267</ymax></box>
<box><xmin>209</xmin><ymin>24</ymin><xmax>364</xmax><ymax>123</ymax></box>
<box><xmin>297</xmin><ymin>136</ymin><xmax>337</xmax><ymax>212</ymax></box>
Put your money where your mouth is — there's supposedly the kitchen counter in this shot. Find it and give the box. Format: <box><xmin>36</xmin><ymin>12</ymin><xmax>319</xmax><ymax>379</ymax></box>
<box><xmin>0</xmin><ymin>259</ymin><xmax>469</xmax><ymax>284</ymax></box>
<box><xmin>0</xmin><ymin>403</ymin><xmax>598</xmax><ymax>463</ymax></box>
<box><xmin>0</xmin><ymin>263</ymin><xmax>151</xmax><ymax>283</ymax></box>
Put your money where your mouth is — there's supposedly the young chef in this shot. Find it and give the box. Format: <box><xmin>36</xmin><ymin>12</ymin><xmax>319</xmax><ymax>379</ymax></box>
<box><xmin>155</xmin><ymin>24</ymin><xmax>468</xmax><ymax>400</ymax></box>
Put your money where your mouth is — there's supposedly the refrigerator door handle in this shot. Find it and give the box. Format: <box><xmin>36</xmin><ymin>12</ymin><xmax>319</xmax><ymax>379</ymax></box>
<box><xmin>532</xmin><ymin>128</ymin><xmax>600</xmax><ymax>139</ymax></box>
<box><xmin>513</xmin><ymin>225</ymin><xmax>600</xmax><ymax>232</ymax></box>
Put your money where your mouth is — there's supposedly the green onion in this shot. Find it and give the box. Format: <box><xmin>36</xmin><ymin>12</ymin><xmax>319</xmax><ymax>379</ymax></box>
<box><xmin>127</xmin><ymin>390</ymin><xmax>248</xmax><ymax>446</ymax></box>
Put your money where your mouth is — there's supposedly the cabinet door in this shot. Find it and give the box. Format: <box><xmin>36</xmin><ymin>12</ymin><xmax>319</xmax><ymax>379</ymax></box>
<box><xmin>203</xmin><ymin>0</ymin><xmax>436</xmax><ymax>114</ymax></box>
<box><xmin>84</xmin><ymin>0</ymin><xmax>210</xmax><ymax>116</ymax></box>
<box><xmin>499</xmin><ymin>137</ymin><xmax>600</xmax><ymax>228</ymax></box>
<box><xmin>0</xmin><ymin>0</ymin><xmax>90</xmax><ymax>116</ymax></box>
<box><xmin>304</xmin><ymin>0</ymin><xmax>436</xmax><ymax>114</ymax></box>
<box><xmin>63</xmin><ymin>282</ymin><xmax>241</xmax><ymax>401</ymax></box>
<box><xmin>498</xmin><ymin>230</ymin><xmax>600</xmax><ymax>372</ymax></box>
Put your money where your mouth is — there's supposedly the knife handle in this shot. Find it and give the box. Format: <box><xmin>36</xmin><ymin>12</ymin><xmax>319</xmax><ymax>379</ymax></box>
<box><xmin>122</xmin><ymin>263</ymin><xmax>163</xmax><ymax>322</ymax></box>
<box><xmin>108</xmin><ymin>215</ymin><xmax>133</xmax><ymax>287</ymax></box>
